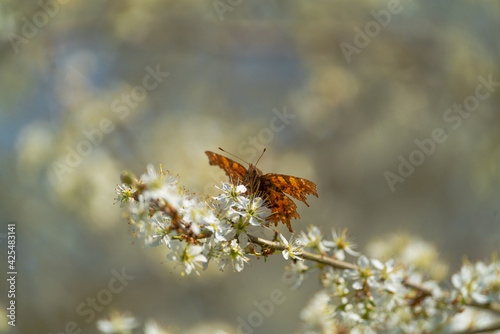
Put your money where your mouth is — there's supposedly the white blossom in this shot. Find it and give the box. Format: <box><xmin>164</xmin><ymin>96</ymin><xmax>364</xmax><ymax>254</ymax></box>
<box><xmin>299</xmin><ymin>225</ymin><xmax>330</xmax><ymax>253</ymax></box>
<box><xmin>280</xmin><ymin>233</ymin><xmax>304</xmax><ymax>261</ymax></box>
<box><xmin>166</xmin><ymin>242</ymin><xmax>207</xmax><ymax>276</ymax></box>
<box><xmin>234</xmin><ymin>196</ymin><xmax>271</xmax><ymax>226</ymax></box>
<box><xmin>347</xmin><ymin>256</ymin><xmax>380</xmax><ymax>290</ymax></box>
<box><xmin>323</xmin><ymin>228</ymin><xmax>360</xmax><ymax>260</ymax></box>
<box><xmin>114</xmin><ymin>184</ymin><xmax>134</xmax><ymax>207</ymax></box>
<box><xmin>225</xmin><ymin>239</ymin><xmax>249</xmax><ymax>272</ymax></box>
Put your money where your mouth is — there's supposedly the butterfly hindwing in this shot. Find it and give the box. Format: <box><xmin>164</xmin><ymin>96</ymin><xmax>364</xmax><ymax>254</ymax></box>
<box><xmin>265</xmin><ymin>188</ymin><xmax>300</xmax><ymax>232</ymax></box>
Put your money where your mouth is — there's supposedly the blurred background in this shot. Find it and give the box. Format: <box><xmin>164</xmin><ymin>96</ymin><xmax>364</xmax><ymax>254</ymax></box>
<box><xmin>1</xmin><ymin>0</ymin><xmax>499</xmax><ymax>333</ymax></box>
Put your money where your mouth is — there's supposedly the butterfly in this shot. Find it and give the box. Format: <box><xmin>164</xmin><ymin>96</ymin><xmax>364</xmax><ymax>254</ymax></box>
<box><xmin>205</xmin><ymin>149</ymin><xmax>318</xmax><ymax>232</ymax></box>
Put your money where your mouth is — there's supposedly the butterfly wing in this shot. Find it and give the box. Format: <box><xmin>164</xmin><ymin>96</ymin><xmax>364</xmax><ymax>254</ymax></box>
<box><xmin>265</xmin><ymin>188</ymin><xmax>300</xmax><ymax>232</ymax></box>
<box><xmin>205</xmin><ymin>151</ymin><xmax>248</xmax><ymax>184</ymax></box>
<box><xmin>262</xmin><ymin>173</ymin><xmax>318</xmax><ymax>206</ymax></box>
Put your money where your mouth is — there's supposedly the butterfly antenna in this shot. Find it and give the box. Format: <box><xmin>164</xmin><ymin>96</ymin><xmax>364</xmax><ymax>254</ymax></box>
<box><xmin>255</xmin><ymin>147</ymin><xmax>267</xmax><ymax>167</ymax></box>
<box><xmin>218</xmin><ymin>147</ymin><xmax>250</xmax><ymax>165</ymax></box>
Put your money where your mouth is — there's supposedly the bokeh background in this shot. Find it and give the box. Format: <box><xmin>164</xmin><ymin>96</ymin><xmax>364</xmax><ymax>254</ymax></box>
<box><xmin>1</xmin><ymin>0</ymin><xmax>499</xmax><ymax>333</ymax></box>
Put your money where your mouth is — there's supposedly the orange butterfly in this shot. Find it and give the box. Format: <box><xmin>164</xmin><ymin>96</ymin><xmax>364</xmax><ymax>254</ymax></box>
<box><xmin>205</xmin><ymin>149</ymin><xmax>318</xmax><ymax>232</ymax></box>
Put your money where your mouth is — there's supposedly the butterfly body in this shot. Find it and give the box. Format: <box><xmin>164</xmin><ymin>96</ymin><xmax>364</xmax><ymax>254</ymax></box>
<box><xmin>240</xmin><ymin>163</ymin><xmax>259</xmax><ymax>192</ymax></box>
<box><xmin>205</xmin><ymin>151</ymin><xmax>318</xmax><ymax>232</ymax></box>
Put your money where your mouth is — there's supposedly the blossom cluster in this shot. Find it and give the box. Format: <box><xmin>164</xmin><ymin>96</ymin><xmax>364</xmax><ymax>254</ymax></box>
<box><xmin>116</xmin><ymin>164</ymin><xmax>286</xmax><ymax>275</ymax></box>
<box><xmin>282</xmin><ymin>226</ymin><xmax>453</xmax><ymax>333</ymax></box>
<box><xmin>298</xmin><ymin>258</ymin><xmax>455</xmax><ymax>333</ymax></box>
<box><xmin>294</xmin><ymin>228</ymin><xmax>500</xmax><ymax>333</ymax></box>
<box><xmin>116</xmin><ymin>165</ymin><xmax>500</xmax><ymax>333</ymax></box>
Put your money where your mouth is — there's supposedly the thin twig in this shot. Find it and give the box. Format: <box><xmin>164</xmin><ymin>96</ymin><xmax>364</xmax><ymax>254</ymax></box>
<box><xmin>402</xmin><ymin>278</ymin><xmax>433</xmax><ymax>296</ymax></box>
<box><xmin>249</xmin><ymin>234</ymin><xmax>432</xmax><ymax>291</ymax></box>
<box><xmin>248</xmin><ymin>234</ymin><xmax>357</xmax><ymax>270</ymax></box>
<box><xmin>249</xmin><ymin>234</ymin><xmax>434</xmax><ymax>287</ymax></box>
<box><xmin>466</xmin><ymin>301</ymin><xmax>500</xmax><ymax>316</ymax></box>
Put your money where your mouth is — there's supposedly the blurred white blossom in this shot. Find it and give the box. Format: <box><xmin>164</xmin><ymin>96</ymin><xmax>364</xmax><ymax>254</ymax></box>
<box><xmin>97</xmin><ymin>312</ymin><xmax>138</xmax><ymax>334</ymax></box>
<box><xmin>300</xmin><ymin>291</ymin><xmax>336</xmax><ymax>334</ymax></box>
<box><xmin>144</xmin><ymin>320</ymin><xmax>171</xmax><ymax>334</ymax></box>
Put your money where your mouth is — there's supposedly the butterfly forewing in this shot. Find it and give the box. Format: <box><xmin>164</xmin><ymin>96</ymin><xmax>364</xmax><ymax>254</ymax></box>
<box><xmin>205</xmin><ymin>151</ymin><xmax>248</xmax><ymax>184</ymax></box>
